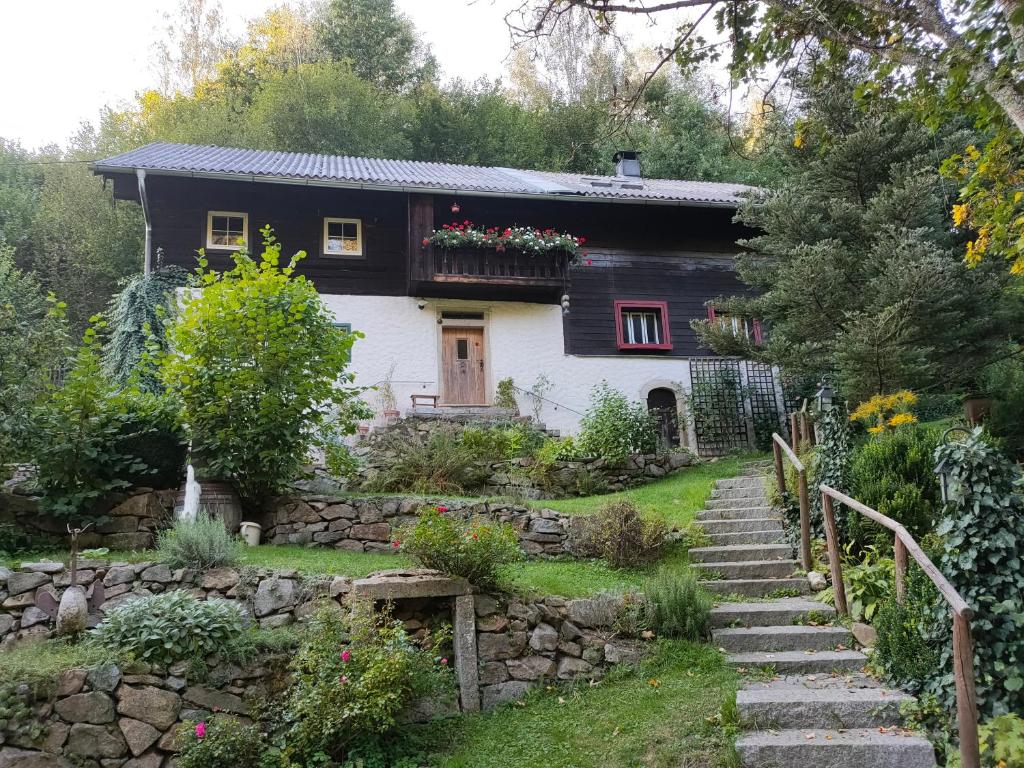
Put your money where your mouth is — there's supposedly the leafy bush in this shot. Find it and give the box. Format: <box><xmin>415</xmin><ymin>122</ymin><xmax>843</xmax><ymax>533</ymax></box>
<box><xmin>642</xmin><ymin>568</ymin><xmax>712</xmax><ymax>640</ymax></box>
<box><xmin>818</xmin><ymin>544</ymin><xmax>894</xmax><ymax>623</ymax></box>
<box><xmin>159</xmin><ymin>228</ymin><xmax>368</xmax><ymax>506</ymax></box>
<box><xmin>91</xmin><ymin>591</ymin><xmax>244</xmax><ymax>665</ymax></box>
<box><xmin>977</xmin><ymin>713</ymin><xmax>1024</xmax><ymax>768</ymax></box>
<box><xmin>576</xmin><ymin>382</ymin><xmax>657</xmax><ymax>463</ymax></box>
<box><xmin>156</xmin><ymin>512</ymin><xmax>242</xmax><ymax>571</ymax></box>
<box><xmin>571</xmin><ymin>501</ymin><xmax>668</xmax><ymax>569</ymax></box>
<box><xmin>398</xmin><ymin>507</ymin><xmax>523</xmax><ymax>589</ymax></box>
<box><xmin>365</xmin><ymin>423</ymin><xmax>490</xmax><ymax>494</ymax></box>
<box><xmin>985</xmin><ymin>352</ymin><xmax>1024</xmax><ymax>458</ymax></box>
<box><xmin>847</xmin><ymin>424</ymin><xmax>941</xmax><ymax>552</ymax></box>
<box><xmin>459</xmin><ymin>421</ymin><xmax>545</xmax><ymax>461</ymax></box>
<box><xmin>932</xmin><ymin>430</ymin><xmax>1024</xmax><ymax>718</ymax></box>
<box><xmin>32</xmin><ymin>322</ymin><xmax>185</xmax><ymax>521</ymax></box>
<box><xmin>176</xmin><ymin>718</ymin><xmax>265</xmax><ymax>768</ymax></box>
<box><xmin>494</xmin><ymin>377</ymin><xmax>518</xmax><ymax>411</ymax></box>
<box><xmin>274</xmin><ymin>606</ymin><xmax>449</xmax><ymax>766</ymax></box>
<box><xmin>873</xmin><ymin>562</ymin><xmax>943</xmax><ymax>694</ymax></box>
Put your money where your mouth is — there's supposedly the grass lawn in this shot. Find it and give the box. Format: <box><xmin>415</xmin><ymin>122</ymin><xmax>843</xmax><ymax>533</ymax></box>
<box><xmin>535</xmin><ymin>455</ymin><xmax>763</xmax><ymax>528</ymax></box>
<box><xmin>410</xmin><ymin>639</ymin><xmax>738</xmax><ymax>768</ymax></box>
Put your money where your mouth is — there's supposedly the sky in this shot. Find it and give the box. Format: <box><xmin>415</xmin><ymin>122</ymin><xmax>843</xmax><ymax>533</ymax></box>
<box><xmin>0</xmin><ymin>0</ymin><xmax>682</xmax><ymax>150</ymax></box>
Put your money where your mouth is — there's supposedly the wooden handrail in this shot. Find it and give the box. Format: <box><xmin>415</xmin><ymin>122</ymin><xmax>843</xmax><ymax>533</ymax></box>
<box><xmin>771</xmin><ymin>432</ymin><xmax>812</xmax><ymax>570</ymax></box>
<box><xmin>818</xmin><ymin>483</ymin><xmax>980</xmax><ymax>768</ymax></box>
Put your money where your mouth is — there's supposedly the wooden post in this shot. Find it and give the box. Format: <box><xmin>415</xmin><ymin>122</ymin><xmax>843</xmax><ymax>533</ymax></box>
<box><xmin>800</xmin><ymin>411</ymin><xmax>815</xmax><ymax>447</ymax></box>
<box><xmin>953</xmin><ymin>612</ymin><xmax>981</xmax><ymax>768</ymax></box>
<box><xmin>797</xmin><ymin>470</ymin><xmax>812</xmax><ymax>571</ymax></box>
<box><xmin>773</xmin><ymin>441</ymin><xmax>786</xmax><ymax>496</ymax></box>
<box><xmin>790</xmin><ymin>412</ymin><xmax>800</xmax><ymax>451</ymax></box>
<box><xmin>894</xmin><ymin>537</ymin><xmax>908</xmax><ymax>603</ymax></box>
<box><xmin>821</xmin><ymin>492</ymin><xmax>848</xmax><ymax>616</ymax></box>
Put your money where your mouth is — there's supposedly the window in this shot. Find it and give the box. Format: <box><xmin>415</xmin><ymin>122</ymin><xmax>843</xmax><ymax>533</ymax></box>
<box><xmin>707</xmin><ymin>307</ymin><xmax>763</xmax><ymax>344</ymax></box>
<box><xmin>614</xmin><ymin>300</ymin><xmax>672</xmax><ymax>351</ymax></box>
<box><xmin>323</xmin><ymin>217</ymin><xmax>363</xmax><ymax>257</ymax></box>
<box><xmin>206</xmin><ymin>211</ymin><xmax>248</xmax><ymax>250</ymax></box>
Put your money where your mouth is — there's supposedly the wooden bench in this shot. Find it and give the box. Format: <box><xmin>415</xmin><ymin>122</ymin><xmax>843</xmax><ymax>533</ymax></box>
<box><xmin>410</xmin><ymin>393</ymin><xmax>440</xmax><ymax>409</ymax></box>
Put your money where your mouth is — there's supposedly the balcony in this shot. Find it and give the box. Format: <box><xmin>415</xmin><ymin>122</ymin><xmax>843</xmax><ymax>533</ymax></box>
<box><xmin>410</xmin><ymin>246</ymin><xmax>568</xmax><ymax>303</ymax></box>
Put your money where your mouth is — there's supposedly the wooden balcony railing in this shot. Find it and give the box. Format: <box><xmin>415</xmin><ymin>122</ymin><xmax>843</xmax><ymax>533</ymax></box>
<box><xmin>429</xmin><ymin>247</ymin><xmax>566</xmax><ymax>285</ymax></box>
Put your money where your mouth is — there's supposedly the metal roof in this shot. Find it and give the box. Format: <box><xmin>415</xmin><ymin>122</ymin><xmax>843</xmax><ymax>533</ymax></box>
<box><xmin>93</xmin><ymin>142</ymin><xmax>756</xmax><ymax>207</ymax></box>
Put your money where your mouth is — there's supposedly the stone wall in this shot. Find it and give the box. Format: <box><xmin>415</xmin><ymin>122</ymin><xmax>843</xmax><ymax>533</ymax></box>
<box><xmin>1</xmin><ymin>467</ymin><xmax>176</xmax><ymax>550</ymax></box>
<box><xmin>262</xmin><ymin>495</ymin><xmax>574</xmax><ymax>557</ymax></box>
<box><xmin>0</xmin><ymin>562</ymin><xmax>650</xmax><ymax>764</ymax></box>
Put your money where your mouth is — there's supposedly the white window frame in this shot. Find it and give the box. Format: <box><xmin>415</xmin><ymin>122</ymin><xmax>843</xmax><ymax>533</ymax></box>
<box><xmin>622</xmin><ymin>310</ymin><xmax>662</xmax><ymax>345</ymax></box>
<box><xmin>323</xmin><ymin>217</ymin><xmax>364</xmax><ymax>258</ymax></box>
<box><xmin>205</xmin><ymin>211</ymin><xmax>249</xmax><ymax>251</ymax></box>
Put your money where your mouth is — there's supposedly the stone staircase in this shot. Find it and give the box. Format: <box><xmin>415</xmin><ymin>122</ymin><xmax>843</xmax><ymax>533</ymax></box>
<box><xmin>693</xmin><ymin>462</ymin><xmax>936</xmax><ymax>768</ymax></box>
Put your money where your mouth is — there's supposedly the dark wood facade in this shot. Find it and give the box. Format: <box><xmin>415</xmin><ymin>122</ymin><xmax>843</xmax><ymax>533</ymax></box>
<box><xmin>101</xmin><ymin>171</ymin><xmax>754</xmax><ymax>359</ymax></box>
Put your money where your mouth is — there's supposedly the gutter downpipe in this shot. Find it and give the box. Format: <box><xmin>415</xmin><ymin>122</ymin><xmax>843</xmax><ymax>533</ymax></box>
<box><xmin>136</xmin><ymin>169</ymin><xmax>152</xmax><ymax>275</ymax></box>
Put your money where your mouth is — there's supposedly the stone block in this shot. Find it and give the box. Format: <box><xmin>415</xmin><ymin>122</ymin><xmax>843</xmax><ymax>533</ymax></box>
<box><xmin>480</xmin><ymin>681</ymin><xmax>530</xmax><ymax>711</ymax></box>
<box><xmin>201</xmin><ymin>568</ymin><xmax>239</xmax><ymax>591</ymax></box>
<box><xmin>253</xmin><ymin>577</ymin><xmax>297</xmax><ymax>617</ymax></box>
<box><xmin>140</xmin><ymin>564</ymin><xmax>172</xmax><ymax>584</ymax></box>
<box><xmin>65</xmin><ymin>724</ymin><xmax>128</xmax><ymax>759</ymax></box>
<box><xmin>529</xmin><ymin>623</ymin><xmax>558</xmax><ymax>652</ymax></box>
<box><xmin>115</xmin><ymin>686</ymin><xmax>181</xmax><ymax>730</ymax></box>
<box><xmin>118</xmin><ymin>718</ymin><xmax>160</xmax><ymax>757</ymax></box>
<box><xmin>506</xmin><ymin>656</ymin><xmax>555</xmax><ymax>681</ymax></box>
<box><xmin>87</xmin><ymin>664</ymin><xmax>122</xmax><ymax>693</ymax></box>
<box><xmin>479</xmin><ymin>662</ymin><xmax>509</xmax><ymax>685</ymax></box>
<box><xmin>183</xmin><ymin>686</ymin><xmax>247</xmax><ymax>715</ymax></box>
<box><xmin>556</xmin><ymin>656</ymin><xmax>594</xmax><ymax>679</ymax></box>
<box><xmin>5</xmin><ymin>572</ymin><xmax>48</xmax><ymax>596</ymax></box>
<box><xmin>55</xmin><ymin>691</ymin><xmax>115</xmax><ymax>724</ymax></box>
<box><xmin>349</xmin><ymin>522</ymin><xmax>391</xmax><ymax>542</ymax></box>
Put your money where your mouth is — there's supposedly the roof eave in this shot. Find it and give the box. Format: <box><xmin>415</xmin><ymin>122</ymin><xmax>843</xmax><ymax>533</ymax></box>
<box><xmin>91</xmin><ymin>164</ymin><xmax>746</xmax><ymax>209</ymax></box>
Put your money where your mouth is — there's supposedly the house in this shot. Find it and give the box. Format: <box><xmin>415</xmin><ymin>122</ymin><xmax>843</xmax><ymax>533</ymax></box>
<box><xmin>92</xmin><ymin>142</ymin><xmax>781</xmax><ymax>452</ymax></box>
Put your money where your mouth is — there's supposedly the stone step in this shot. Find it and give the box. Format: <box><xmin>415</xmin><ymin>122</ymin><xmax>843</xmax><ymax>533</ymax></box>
<box><xmin>689</xmin><ymin>544</ymin><xmax>794</xmax><ymax>564</ymax></box>
<box><xmin>736</xmin><ymin>728</ymin><xmax>936</xmax><ymax>768</ymax></box>
<box><xmin>692</xmin><ymin>559</ymin><xmax>800</xmax><ymax>580</ymax></box>
<box><xmin>710</xmin><ymin>598</ymin><xmax>835</xmax><ymax>629</ymax></box>
<box><xmin>713</xmin><ymin>625</ymin><xmax>850</xmax><ymax>653</ymax></box>
<box><xmin>699</xmin><ymin>518</ymin><xmax>784</xmax><ymax>535</ymax></box>
<box><xmin>716</xmin><ymin>476</ymin><xmax>767</xmax><ymax>490</ymax></box>
<box><xmin>698</xmin><ymin>507</ymin><xmax>778</xmax><ymax>521</ymax></box>
<box><xmin>705</xmin><ymin>498</ymin><xmax>775</xmax><ymax>511</ymax></box>
<box><xmin>726</xmin><ymin>649</ymin><xmax>867</xmax><ymax>673</ymax></box>
<box><xmin>706</xmin><ymin>530</ymin><xmax>786</xmax><ymax>546</ymax></box>
<box><xmin>712</xmin><ymin>487</ymin><xmax>769</xmax><ymax>501</ymax></box>
<box><xmin>700</xmin><ymin>577</ymin><xmax>809</xmax><ymax>598</ymax></box>
<box><xmin>737</xmin><ymin>680</ymin><xmax>913</xmax><ymax>729</ymax></box>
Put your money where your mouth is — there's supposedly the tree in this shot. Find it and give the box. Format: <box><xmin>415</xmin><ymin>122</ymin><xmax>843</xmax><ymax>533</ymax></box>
<box><xmin>317</xmin><ymin>0</ymin><xmax>436</xmax><ymax>92</ymax></box>
<box><xmin>154</xmin><ymin>0</ymin><xmax>236</xmax><ymax>95</ymax></box>
<box><xmin>511</xmin><ymin>0</ymin><xmax>1024</xmax><ymax>273</ymax></box>
<box><xmin>159</xmin><ymin>227</ymin><xmax>368</xmax><ymax>506</ymax></box>
<box><xmin>691</xmin><ymin>65</ymin><xmax>1022</xmax><ymax>402</ymax></box>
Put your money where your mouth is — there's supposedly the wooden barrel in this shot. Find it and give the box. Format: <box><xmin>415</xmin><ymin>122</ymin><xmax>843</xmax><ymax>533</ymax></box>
<box><xmin>173</xmin><ymin>481</ymin><xmax>243</xmax><ymax>534</ymax></box>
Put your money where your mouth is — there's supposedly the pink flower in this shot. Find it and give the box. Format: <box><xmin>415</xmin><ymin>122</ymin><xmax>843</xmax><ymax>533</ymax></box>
<box><xmin>441</xmin><ymin>657</ymin><xmax>448</xmax><ymax>665</ymax></box>
<box><xmin>437</xmin><ymin>505</ymin><xmax>448</xmax><ymax>513</ymax></box>
<box><xmin>392</xmin><ymin>540</ymin><xmax>401</xmax><ymax>549</ymax></box>
<box><xmin>195</xmin><ymin>722</ymin><xmax>206</xmax><ymax>739</ymax></box>
<box><xmin>339</xmin><ymin>675</ymin><xmax>348</xmax><ymax>685</ymax></box>
<box><xmin>341</xmin><ymin>650</ymin><xmax>352</xmax><ymax>662</ymax></box>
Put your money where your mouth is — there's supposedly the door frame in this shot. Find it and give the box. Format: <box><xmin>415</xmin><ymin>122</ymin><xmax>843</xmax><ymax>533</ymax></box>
<box><xmin>436</xmin><ymin>307</ymin><xmax>491</xmax><ymax>406</ymax></box>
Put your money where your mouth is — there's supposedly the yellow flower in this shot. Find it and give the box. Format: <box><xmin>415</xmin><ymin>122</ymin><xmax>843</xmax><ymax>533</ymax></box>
<box><xmin>867</xmin><ymin>425</ymin><xmax>885</xmax><ymax>434</ymax></box>
<box><xmin>793</xmin><ymin>132</ymin><xmax>804</xmax><ymax>149</ymax></box>
<box><xmin>887</xmin><ymin>413</ymin><xmax>917</xmax><ymax>428</ymax></box>
<box><xmin>952</xmin><ymin>203</ymin><xmax>969</xmax><ymax>227</ymax></box>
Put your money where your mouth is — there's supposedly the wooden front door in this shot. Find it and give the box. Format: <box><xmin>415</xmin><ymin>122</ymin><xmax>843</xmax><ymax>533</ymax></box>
<box><xmin>441</xmin><ymin>327</ymin><xmax>486</xmax><ymax>405</ymax></box>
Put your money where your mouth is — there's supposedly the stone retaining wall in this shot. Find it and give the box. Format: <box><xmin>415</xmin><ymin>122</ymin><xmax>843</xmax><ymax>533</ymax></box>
<box><xmin>262</xmin><ymin>496</ymin><xmax>575</xmax><ymax>556</ymax></box>
<box><xmin>0</xmin><ymin>563</ymin><xmax>649</xmax><ymax>764</ymax></box>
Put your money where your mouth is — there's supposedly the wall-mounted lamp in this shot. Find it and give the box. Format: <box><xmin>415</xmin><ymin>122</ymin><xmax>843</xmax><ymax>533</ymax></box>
<box><xmin>560</xmin><ymin>294</ymin><xmax>571</xmax><ymax>315</ymax></box>
<box><xmin>417</xmin><ymin>300</ymin><xmax>427</xmax><ymax>310</ymax></box>
<box><xmin>450</xmin><ymin>201</ymin><xmax>461</xmax><ymax>214</ymax></box>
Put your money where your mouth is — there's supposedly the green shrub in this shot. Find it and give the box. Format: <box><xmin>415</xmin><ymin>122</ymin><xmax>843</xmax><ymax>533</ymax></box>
<box><xmin>91</xmin><ymin>590</ymin><xmax>244</xmax><ymax>665</ymax></box>
<box><xmin>365</xmin><ymin>423</ymin><xmax>489</xmax><ymax>494</ymax></box>
<box><xmin>398</xmin><ymin>507</ymin><xmax>523</xmax><ymax>589</ymax></box>
<box><xmin>274</xmin><ymin>606</ymin><xmax>450</xmax><ymax>766</ymax></box>
<box><xmin>932</xmin><ymin>430</ymin><xmax>1024</xmax><ymax>718</ymax></box>
<box><xmin>576</xmin><ymin>382</ymin><xmax>658</xmax><ymax>463</ymax></box>
<box><xmin>642</xmin><ymin>568</ymin><xmax>712</xmax><ymax>640</ymax></box>
<box><xmin>818</xmin><ymin>544</ymin><xmax>894</xmax><ymax>623</ymax></box>
<box><xmin>872</xmin><ymin>563</ymin><xmax>943</xmax><ymax>695</ymax></box>
<box><xmin>494</xmin><ymin>377</ymin><xmax>518</xmax><ymax>411</ymax></box>
<box><xmin>459</xmin><ymin>421</ymin><xmax>545</xmax><ymax>461</ymax></box>
<box><xmin>985</xmin><ymin>353</ymin><xmax>1024</xmax><ymax>458</ymax></box>
<box><xmin>571</xmin><ymin>501</ymin><xmax>668</xmax><ymax>569</ymax></box>
<box><xmin>977</xmin><ymin>713</ymin><xmax>1024</xmax><ymax>768</ymax></box>
<box><xmin>156</xmin><ymin>513</ymin><xmax>242</xmax><ymax>571</ymax></box>
<box><xmin>847</xmin><ymin>425</ymin><xmax>941</xmax><ymax>552</ymax></box>
<box><xmin>159</xmin><ymin>228</ymin><xmax>368</xmax><ymax>506</ymax></box>
<box><xmin>176</xmin><ymin>718</ymin><xmax>265</xmax><ymax>768</ymax></box>
<box><xmin>32</xmin><ymin>322</ymin><xmax>185</xmax><ymax>521</ymax></box>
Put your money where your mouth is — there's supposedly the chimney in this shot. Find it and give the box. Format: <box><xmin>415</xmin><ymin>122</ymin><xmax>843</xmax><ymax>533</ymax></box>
<box><xmin>613</xmin><ymin>150</ymin><xmax>641</xmax><ymax>178</ymax></box>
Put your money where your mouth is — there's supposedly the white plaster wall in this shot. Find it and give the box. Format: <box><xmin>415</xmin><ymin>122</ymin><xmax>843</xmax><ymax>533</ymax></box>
<box><xmin>322</xmin><ymin>294</ymin><xmax>694</xmax><ymax>437</ymax></box>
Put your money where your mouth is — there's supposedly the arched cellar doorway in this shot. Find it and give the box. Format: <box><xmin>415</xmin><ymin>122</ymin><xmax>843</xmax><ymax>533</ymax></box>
<box><xmin>646</xmin><ymin>387</ymin><xmax>680</xmax><ymax>450</ymax></box>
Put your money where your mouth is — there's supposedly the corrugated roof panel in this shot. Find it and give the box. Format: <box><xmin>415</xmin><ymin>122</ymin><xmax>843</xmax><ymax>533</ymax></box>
<box><xmin>93</xmin><ymin>142</ymin><xmax>756</xmax><ymax>205</ymax></box>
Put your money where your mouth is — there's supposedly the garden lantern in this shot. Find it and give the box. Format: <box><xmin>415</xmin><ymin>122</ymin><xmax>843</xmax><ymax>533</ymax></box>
<box><xmin>814</xmin><ymin>380</ymin><xmax>835</xmax><ymax>411</ymax></box>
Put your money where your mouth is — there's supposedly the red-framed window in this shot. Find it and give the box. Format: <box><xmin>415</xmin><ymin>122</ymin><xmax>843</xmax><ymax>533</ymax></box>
<box><xmin>615</xmin><ymin>300</ymin><xmax>673</xmax><ymax>351</ymax></box>
<box><xmin>706</xmin><ymin>306</ymin><xmax>763</xmax><ymax>345</ymax></box>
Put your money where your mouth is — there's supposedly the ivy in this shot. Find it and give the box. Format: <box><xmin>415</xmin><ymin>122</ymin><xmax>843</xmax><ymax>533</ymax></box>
<box><xmin>931</xmin><ymin>429</ymin><xmax>1024</xmax><ymax>718</ymax></box>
